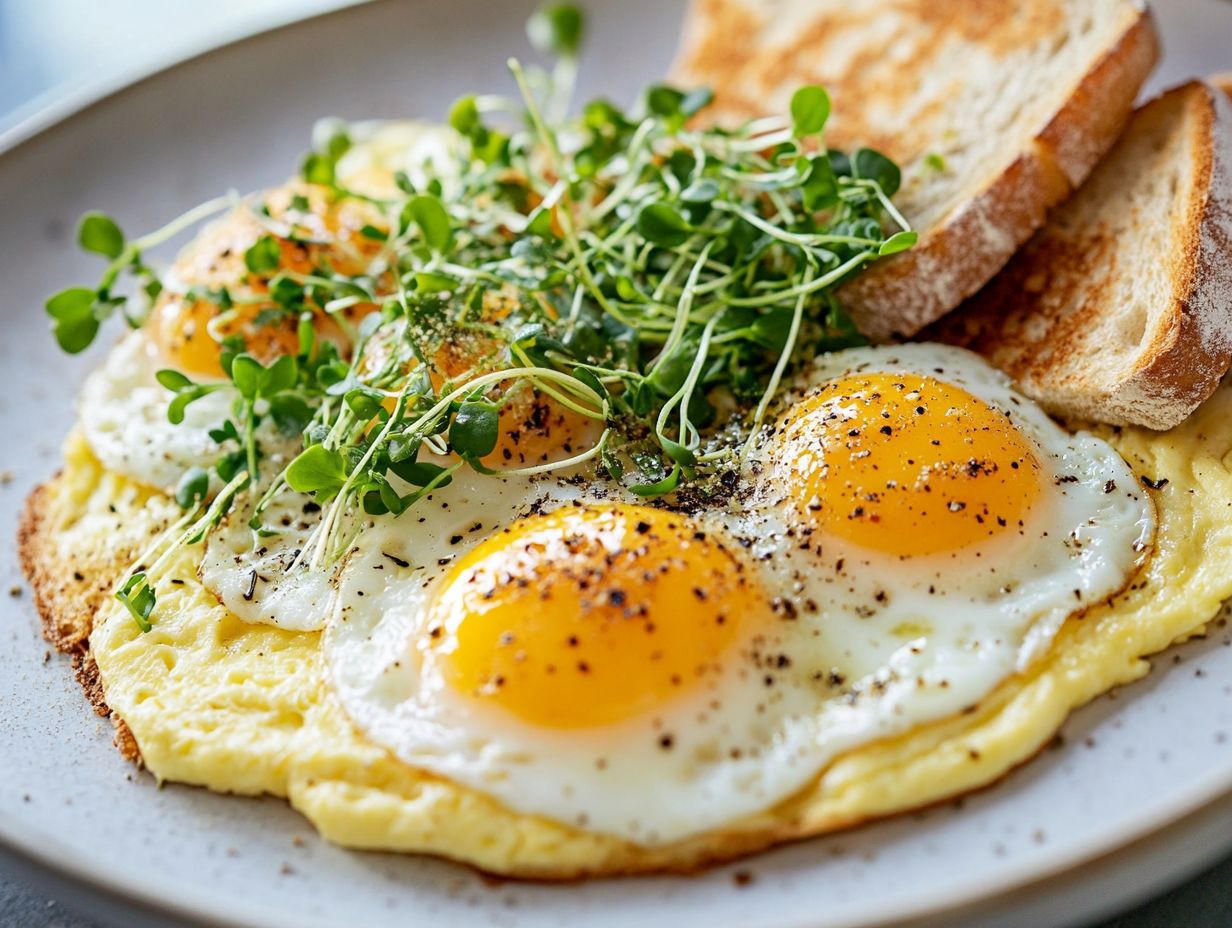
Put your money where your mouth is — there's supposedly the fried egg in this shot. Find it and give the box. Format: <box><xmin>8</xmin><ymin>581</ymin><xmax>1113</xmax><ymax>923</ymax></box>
<box><xmin>76</xmin><ymin>123</ymin><xmax>433</xmax><ymax>494</ymax></box>
<box><xmin>194</xmin><ymin>335</ymin><xmax>601</xmax><ymax>632</ymax></box>
<box><xmin>79</xmin><ymin>331</ymin><xmax>244</xmax><ymax>493</ymax></box>
<box><xmin>733</xmin><ymin>342</ymin><xmax>1155</xmax><ymax>733</ymax></box>
<box><xmin>197</xmin><ymin>492</ymin><xmax>331</xmax><ymax>631</ymax></box>
<box><xmin>320</xmin><ymin>343</ymin><xmax>1153</xmax><ymax>846</ymax></box>
<box><xmin>77</xmin><ymin>183</ymin><xmax>386</xmax><ymax>493</ymax></box>
<box><xmin>43</xmin><ymin>122</ymin><xmax>1226</xmax><ymax>877</ymax></box>
<box><xmin>334</xmin><ymin>120</ymin><xmax>463</xmax><ymax>199</ymax></box>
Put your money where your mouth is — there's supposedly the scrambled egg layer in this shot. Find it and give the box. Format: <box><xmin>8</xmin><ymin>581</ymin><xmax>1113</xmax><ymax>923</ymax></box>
<box><xmin>54</xmin><ymin>384</ymin><xmax>1232</xmax><ymax>877</ymax></box>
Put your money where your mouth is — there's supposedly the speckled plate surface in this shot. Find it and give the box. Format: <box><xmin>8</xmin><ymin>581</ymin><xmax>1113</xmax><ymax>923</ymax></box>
<box><xmin>3</xmin><ymin>2</ymin><xmax>1232</xmax><ymax>926</ymax></box>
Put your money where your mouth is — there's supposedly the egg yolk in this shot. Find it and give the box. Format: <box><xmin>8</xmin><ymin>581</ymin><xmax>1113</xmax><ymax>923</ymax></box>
<box><xmin>366</xmin><ymin>323</ymin><xmax>599</xmax><ymax>471</ymax></box>
<box><xmin>147</xmin><ymin>185</ymin><xmax>385</xmax><ymax>378</ymax></box>
<box><xmin>775</xmin><ymin>372</ymin><xmax>1044</xmax><ymax>558</ymax></box>
<box><xmin>430</xmin><ymin>298</ymin><xmax>599</xmax><ymax>469</ymax></box>
<box><xmin>354</xmin><ymin>283</ymin><xmax>595</xmax><ymax>470</ymax></box>
<box><xmin>422</xmin><ymin>505</ymin><xmax>769</xmax><ymax>729</ymax></box>
<box><xmin>149</xmin><ymin>295</ymin><xmax>373</xmax><ymax>378</ymax></box>
<box><xmin>479</xmin><ymin>384</ymin><xmax>601</xmax><ymax>470</ymax></box>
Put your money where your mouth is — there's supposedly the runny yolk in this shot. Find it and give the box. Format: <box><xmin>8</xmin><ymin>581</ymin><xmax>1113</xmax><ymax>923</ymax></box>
<box><xmin>477</xmin><ymin>383</ymin><xmax>600</xmax><ymax>470</ymax></box>
<box><xmin>774</xmin><ymin>372</ymin><xmax>1044</xmax><ymax>558</ymax></box>
<box><xmin>146</xmin><ymin>187</ymin><xmax>385</xmax><ymax>378</ymax></box>
<box><xmin>148</xmin><ymin>295</ymin><xmax>373</xmax><ymax>378</ymax></box>
<box><xmin>421</xmin><ymin>505</ymin><xmax>770</xmax><ymax>729</ymax></box>
<box><xmin>368</xmin><ymin>331</ymin><xmax>599</xmax><ymax>471</ymax></box>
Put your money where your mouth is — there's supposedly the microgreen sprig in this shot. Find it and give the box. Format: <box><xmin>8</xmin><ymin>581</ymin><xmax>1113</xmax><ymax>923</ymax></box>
<box><xmin>47</xmin><ymin>195</ymin><xmax>236</xmax><ymax>353</ymax></box>
<box><xmin>51</xmin><ymin>3</ymin><xmax>918</xmax><ymax>631</ymax></box>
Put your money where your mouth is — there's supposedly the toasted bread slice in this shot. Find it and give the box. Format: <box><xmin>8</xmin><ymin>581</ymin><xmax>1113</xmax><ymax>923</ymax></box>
<box><xmin>932</xmin><ymin>80</ymin><xmax>1232</xmax><ymax>430</ymax></box>
<box><xmin>670</xmin><ymin>0</ymin><xmax>1160</xmax><ymax>340</ymax></box>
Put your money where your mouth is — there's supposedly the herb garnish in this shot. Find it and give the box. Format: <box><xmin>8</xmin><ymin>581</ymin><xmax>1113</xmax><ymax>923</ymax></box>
<box><xmin>49</xmin><ymin>3</ymin><xmax>914</xmax><ymax>630</ymax></box>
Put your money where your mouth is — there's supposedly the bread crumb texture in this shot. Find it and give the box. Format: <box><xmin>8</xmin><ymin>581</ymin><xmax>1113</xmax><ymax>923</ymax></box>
<box><xmin>670</xmin><ymin>0</ymin><xmax>1159</xmax><ymax>338</ymax></box>
<box><xmin>936</xmin><ymin>81</ymin><xmax>1232</xmax><ymax>429</ymax></box>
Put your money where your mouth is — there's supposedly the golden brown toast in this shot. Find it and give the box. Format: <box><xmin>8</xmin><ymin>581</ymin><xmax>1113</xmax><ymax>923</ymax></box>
<box><xmin>670</xmin><ymin>0</ymin><xmax>1160</xmax><ymax>340</ymax></box>
<box><xmin>933</xmin><ymin>80</ymin><xmax>1232</xmax><ymax>430</ymax></box>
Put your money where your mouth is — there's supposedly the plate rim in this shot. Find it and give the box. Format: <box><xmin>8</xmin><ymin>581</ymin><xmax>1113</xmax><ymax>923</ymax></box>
<box><xmin>3</xmin><ymin>1</ymin><xmax>1232</xmax><ymax>925</ymax></box>
<box><xmin>0</xmin><ymin>0</ymin><xmax>369</xmax><ymax>159</ymax></box>
<box><xmin>4</xmin><ymin>748</ymin><xmax>1232</xmax><ymax>928</ymax></box>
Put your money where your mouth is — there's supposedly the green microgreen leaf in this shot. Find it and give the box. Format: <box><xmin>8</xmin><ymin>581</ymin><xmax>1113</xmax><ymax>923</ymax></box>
<box><xmin>680</xmin><ymin>87</ymin><xmax>714</xmax><ymax>117</ymax></box>
<box><xmin>167</xmin><ymin>387</ymin><xmax>214</xmax><ymax>425</ymax></box>
<box><xmin>230</xmin><ymin>354</ymin><xmax>265</xmax><ymax>400</ymax></box>
<box><xmin>527</xmin><ymin>2</ymin><xmax>583</xmax><ymax>57</ymax></box>
<box><xmin>45</xmin><ymin>288</ymin><xmax>100</xmax><ymax>354</ymax></box>
<box><xmin>659</xmin><ymin>437</ymin><xmax>696</xmax><ymax>470</ymax></box>
<box><xmin>853</xmin><ymin>147</ymin><xmax>901</xmax><ymax>196</ymax></box>
<box><xmin>790</xmin><ymin>85</ymin><xmax>831</xmax><ymax>138</ymax></box>
<box><xmin>268</xmin><ymin>394</ymin><xmax>313</xmax><ymax>436</ymax></box>
<box><xmin>286</xmin><ymin>444</ymin><xmax>349</xmax><ymax>499</ymax></box>
<box><xmin>451</xmin><ymin>400</ymin><xmax>500</xmax><ymax>459</ymax></box>
<box><xmin>801</xmin><ymin>155</ymin><xmax>839</xmax><ymax>210</ymax></box>
<box><xmin>681</xmin><ymin>178</ymin><xmax>720</xmax><ymax>204</ymax></box>
<box><xmin>302</xmin><ymin>153</ymin><xmax>335</xmax><ymax>185</ymax></box>
<box><xmin>449</xmin><ymin>95</ymin><xmax>482</xmax><ymax>136</ymax></box>
<box><xmin>402</xmin><ymin>194</ymin><xmax>452</xmax><ymax>253</ymax></box>
<box><xmin>525</xmin><ymin>205</ymin><xmax>556</xmax><ymax>238</ymax></box>
<box><xmin>630</xmin><ymin>464</ymin><xmax>682</xmax><ymax>498</ymax></box>
<box><xmin>390</xmin><ymin>459</ymin><xmax>454</xmax><ymax>488</ymax></box>
<box><xmin>244</xmin><ymin>235</ymin><xmax>282</xmax><ymax>274</ymax></box>
<box><xmin>414</xmin><ymin>271</ymin><xmax>457</xmax><ymax>293</ymax></box>
<box><xmin>301</xmin><ymin>120</ymin><xmax>352</xmax><ymax>186</ymax></box>
<box><xmin>155</xmin><ymin>369</ymin><xmax>194</xmax><ymax>391</ymax></box>
<box><xmin>264</xmin><ymin>354</ymin><xmax>298</xmax><ymax>394</ymax></box>
<box><xmin>749</xmin><ymin>306</ymin><xmax>796</xmax><ymax>351</ymax></box>
<box><xmin>646</xmin><ymin>85</ymin><xmax>685</xmax><ymax>120</ymax></box>
<box><xmin>344</xmin><ymin>386</ymin><xmax>385</xmax><ymax>421</ymax></box>
<box><xmin>77</xmin><ymin>212</ymin><xmax>126</xmax><ymax>259</ymax></box>
<box><xmin>879</xmin><ymin>230</ymin><xmax>918</xmax><ymax>256</ymax></box>
<box><xmin>175</xmin><ymin>466</ymin><xmax>210</xmax><ymax>510</ymax></box>
<box><xmin>218</xmin><ymin>335</ymin><xmax>246</xmax><ymax>379</ymax></box>
<box><xmin>636</xmin><ymin>202</ymin><xmax>693</xmax><ymax>248</ymax></box>
<box><xmin>116</xmin><ymin>573</ymin><xmax>155</xmax><ymax>633</ymax></box>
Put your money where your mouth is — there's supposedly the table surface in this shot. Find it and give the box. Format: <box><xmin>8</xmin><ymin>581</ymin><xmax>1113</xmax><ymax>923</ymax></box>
<box><xmin>2</xmin><ymin>1</ymin><xmax>1232</xmax><ymax>926</ymax></box>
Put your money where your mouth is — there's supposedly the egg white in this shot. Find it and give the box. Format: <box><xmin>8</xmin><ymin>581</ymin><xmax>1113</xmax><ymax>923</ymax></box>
<box><xmin>731</xmin><ymin>343</ymin><xmax>1156</xmax><ymax>749</ymax></box>
<box><xmin>73</xmin><ymin>133</ymin><xmax>1156</xmax><ymax>847</ymax></box>
<box><xmin>323</xmin><ymin>474</ymin><xmax>834</xmax><ymax>847</ymax></box>
<box><xmin>198</xmin><ymin>492</ymin><xmax>332</xmax><ymax>631</ymax></box>
<box><xmin>320</xmin><ymin>343</ymin><xmax>1154</xmax><ymax>847</ymax></box>
<box><xmin>79</xmin><ymin>331</ymin><xmax>244</xmax><ymax>492</ymax></box>
<box><xmin>334</xmin><ymin>120</ymin><xmax>463</xmax><ymax>199</ymax></box>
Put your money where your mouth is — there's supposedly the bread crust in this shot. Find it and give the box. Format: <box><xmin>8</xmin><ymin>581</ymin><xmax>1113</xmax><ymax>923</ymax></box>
<box><xmin>934</xmin><ymin>80</ymin><xmax>1232</xmax><ymax>430</ymax></box>
<box><xmin>1106</xmin><ymin>82</ymin><xmax>1232</xmax><ymax>428</ymax></box>
<box><xmin>840</xmin><ymin>146</ymin><xmax>1072</xmax><ymax>340</ymax></box>
<box><xmin>670</xmin><ymin>0</ymin><xmax>1160</xmax><ymax>340</ymax></box>
<box><xmin>843</xmin><ymin>8</ymin><xmax>1160</xmax><ymax>340</ymax></box>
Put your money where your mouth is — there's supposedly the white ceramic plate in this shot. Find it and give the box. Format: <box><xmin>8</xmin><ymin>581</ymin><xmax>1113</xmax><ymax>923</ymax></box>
<box><xmin>3</xmin><ymin>2</ymin><xmax>1232</xmax><ymax>926</ymax></box>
